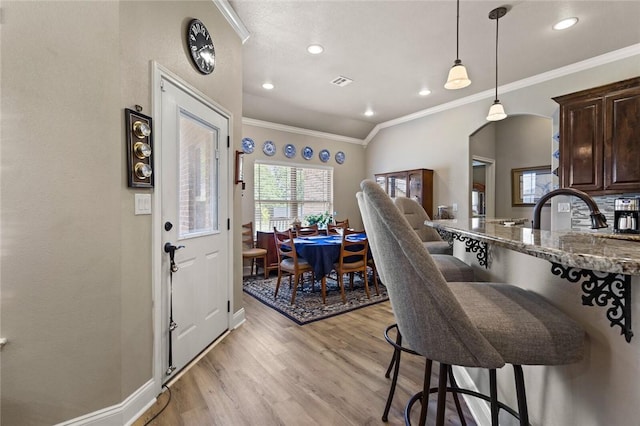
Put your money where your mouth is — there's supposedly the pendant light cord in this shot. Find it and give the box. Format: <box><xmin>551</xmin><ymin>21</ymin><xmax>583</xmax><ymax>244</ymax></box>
<box><xmin>456</xmin><ymin>0</ymin><xmax>460</xmax><ymax>61</ymax></box>
<box><xmin>494</xmin><ymin>13</ymin><xmax>499</xmax><ymax>101</ymax></box>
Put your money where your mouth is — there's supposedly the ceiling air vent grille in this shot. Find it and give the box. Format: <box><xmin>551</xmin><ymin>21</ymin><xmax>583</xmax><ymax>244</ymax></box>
<box><xmin>330</xmin><ymin>76</ymin><xmax>353</xmax><ymax>87</ymax></box>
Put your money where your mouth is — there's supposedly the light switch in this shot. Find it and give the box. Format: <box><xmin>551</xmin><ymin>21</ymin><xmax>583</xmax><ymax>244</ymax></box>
<box><xmin>558</xmin><ymin>202</ymin><xmax>571</xmax><ymax>213</ymax></box>
<box><xmin>135</xmin><ymin>193</ymin><xmax>152</xmax><ymax>215</ymax></box>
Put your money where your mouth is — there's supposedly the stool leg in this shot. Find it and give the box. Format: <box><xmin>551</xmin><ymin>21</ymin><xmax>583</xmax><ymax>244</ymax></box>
<box><xmin>382</xmin><ymin>332</ymin><xmax>402</xmax><ymax>421</ymax></box>
<box><xmin>435</xmin><ymin>363</ymin><xmax>448</xmax><ymax>426</ymax></box>
<box><xmin>490</xmin><ymin>369</ymin><xmax>499</xmax><ymax>426</ymax></box>
<box><xmin>513</xmin><ymin>365</ymin><xmax>530</xmax><ymax>426</ymax></box>
<box><xmin>448</xmin><ymin>367</ymin><xmax>467</xmax><ymax>426</ymax></box>
<box><xmin>418</xmin><ymin>358</ymin><xmax>433</xmax><ymax>426</ymax></box>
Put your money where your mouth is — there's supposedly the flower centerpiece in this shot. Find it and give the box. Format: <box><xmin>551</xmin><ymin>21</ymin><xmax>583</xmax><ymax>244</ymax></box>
<box><xmin>304</xmin><ymin>211</ymin><xmax>333</xmax><ymax>229</ymax></box>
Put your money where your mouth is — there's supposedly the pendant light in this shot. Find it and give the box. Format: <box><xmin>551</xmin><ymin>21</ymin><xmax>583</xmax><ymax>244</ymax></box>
<box><xmin>444</xmin><ymin>0</ymin><xmax>471</xmax><ymax>89</ymax></box>
<box><xmin>486</xmin><ymin>7</ymin><xmax>507</xmax><ymax>121</ymax></box>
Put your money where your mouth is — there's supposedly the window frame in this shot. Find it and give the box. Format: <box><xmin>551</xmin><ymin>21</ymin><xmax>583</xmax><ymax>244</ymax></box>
<box><xmin>254</xmin><ymin>159</ymin><xmax>334</xmax><ymax>232</ymax></box>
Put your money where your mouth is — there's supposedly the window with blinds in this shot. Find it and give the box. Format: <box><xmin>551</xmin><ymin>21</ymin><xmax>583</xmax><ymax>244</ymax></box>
<box><xmin>254</xmin><ymin>161</ymin><xmax>333</xmax><ymax>232</ymax></box>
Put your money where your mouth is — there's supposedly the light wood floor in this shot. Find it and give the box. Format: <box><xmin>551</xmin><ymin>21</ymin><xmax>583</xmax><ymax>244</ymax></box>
<box><xmin>134</xmin><ymin>293</ymin><xmax>477</xmax><ymax>426</ymax></box>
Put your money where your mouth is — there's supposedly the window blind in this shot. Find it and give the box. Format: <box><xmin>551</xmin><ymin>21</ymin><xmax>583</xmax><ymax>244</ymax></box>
<box><xmin>254</xmin><ymin>162</ymin><xmax>333</xmax><ymax>232</ymax></box>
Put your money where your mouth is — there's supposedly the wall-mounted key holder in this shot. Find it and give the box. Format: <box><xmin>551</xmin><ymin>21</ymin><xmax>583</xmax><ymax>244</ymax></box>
<box><xmin>125</xmin><ymin>108</ymin><xmax>154</xmax><ymax>188</ymax></box>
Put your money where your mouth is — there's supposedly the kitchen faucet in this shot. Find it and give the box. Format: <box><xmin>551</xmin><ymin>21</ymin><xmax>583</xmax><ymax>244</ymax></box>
<box><xmin>532</xmin><ymin>188</ymin><xmax>608</xmax><ymax>230</ymax></box>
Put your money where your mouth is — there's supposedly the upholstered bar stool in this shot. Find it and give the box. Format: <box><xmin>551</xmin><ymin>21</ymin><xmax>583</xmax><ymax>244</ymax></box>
<box><xmin>358</xmin><ymin>180</ymin><xmax>585</xmax><ymax>426</ymax></box>
<box><xmin>381</xmin><ymin>197</ymin><xmax>476</xmax><ymax>421</ymax></box>
<box><xmin>394</xmin><ymin>197</ymin><xmax>452</xmax><ymax>255</ymax></box>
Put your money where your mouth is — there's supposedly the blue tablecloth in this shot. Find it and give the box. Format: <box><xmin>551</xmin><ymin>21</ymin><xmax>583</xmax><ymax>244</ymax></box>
<box><xmin>292</xmin><ymin>234</ymin><xmax>367</xmax><ymax>278</ymax></box>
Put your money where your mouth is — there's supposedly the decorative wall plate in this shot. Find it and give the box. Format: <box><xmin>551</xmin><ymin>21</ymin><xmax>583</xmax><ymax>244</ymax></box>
<box><xmin>284</xmin><ymin>143</ymin><xmax>296</xmax><ymax>158</ymax></box>
<box><xmin>302</xmin><ymin>146</ymin><xmax>313</xmax><ymax>160</ymax></box>
<box><xmin>319</xmin><ymin>149</ymin><xmax>330</xmax><ymax>163</ymax></box>
<box><xmin>242</xmin><ymin>137</ymin><xmax>255</xmax><ymax>154</ymax></box>
<box><xmin>335</xmin><ymin>151</ymin><xmax>345</xmax><ymax>164</ymax></box>
<box><xmin>263</xmin><ymin>140</ymin><xmax>276</xmax><ymax>156</ymax></box>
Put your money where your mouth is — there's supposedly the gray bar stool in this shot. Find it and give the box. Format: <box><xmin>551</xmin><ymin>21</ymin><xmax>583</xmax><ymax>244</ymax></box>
<box><xmin>358</xmin><ymin>180</ymin><xmax>585</xmax><ymax>426</ymax></box>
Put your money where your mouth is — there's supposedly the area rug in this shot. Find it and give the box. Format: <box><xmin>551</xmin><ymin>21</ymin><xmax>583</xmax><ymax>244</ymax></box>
<box><xmin>243</xmin><ymin>274</ymin><xmax>388</xmax><ymax>325</ymax></box>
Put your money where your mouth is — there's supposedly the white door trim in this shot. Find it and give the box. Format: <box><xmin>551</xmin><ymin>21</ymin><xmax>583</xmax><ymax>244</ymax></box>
<box><xmin>471</xmin><ymin>155</ymin><xmax>496</xmax><ymax>219</ymax></box>
<box><xmin>151</xmin><ymin>61</ymin><xmax>235</xmax><ymax>394</ymax></box>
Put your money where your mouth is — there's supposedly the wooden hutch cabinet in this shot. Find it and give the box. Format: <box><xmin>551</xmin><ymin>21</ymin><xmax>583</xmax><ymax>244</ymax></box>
<box><xmin>374</xmin><ymin>168</ymin><xmax>434</xmax><ymax>218</ymax></box>
<box><xmin>553</xmin><ymin>77</ymin><xmax>640</xmax><ymax>195</ymax></box>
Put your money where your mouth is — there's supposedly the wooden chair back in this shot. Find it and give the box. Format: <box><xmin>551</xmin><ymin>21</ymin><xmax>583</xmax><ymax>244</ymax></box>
<box><xmin>273</xmin><ymin>228</ymin><xmax>298</xmax><ymax>263</ymax></box>
<box><xmin>327</xmin><ymin>223</ymin><xmax>346</xmax><ymax>235</ymax></box>
<box><xmin>337</xmin><ymin>229</ymin><xmax>368</xmax><ymax>269</ymax></box>
<box><xmin>242</xmin><ymin>222</ymin><xmax>256</xmax><ymax>249</ymax></box>
<box><xmin>295</xmin><ymin>223</ymin><xmax>319</xmax><ymax>237</ymax></box>
<box><xmin>334</xmin><ymin>218</ymin><xmax>350</xmax><ymax>228</ymax></box>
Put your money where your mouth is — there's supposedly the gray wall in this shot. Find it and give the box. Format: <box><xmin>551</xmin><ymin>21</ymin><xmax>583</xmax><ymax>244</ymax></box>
<box><xmin>470</xmin><ymin>115</ymin><xmax>552</xmax><ymax>224</ymax></box>
<box><xmin>1</xmin><ymin>1</ymin><xmax>243</xmax><ymax>424</ymax></box>
<box><xmin>366</xmin><ymin>55</ymin><xmax>640</xmax><ymax>426</ymax></box>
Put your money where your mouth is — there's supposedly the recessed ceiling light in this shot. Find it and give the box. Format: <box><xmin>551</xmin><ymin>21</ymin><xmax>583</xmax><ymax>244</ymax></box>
<box><xmin>419</xmin><ymin>89</ymin><xmax>432</xmax><ymax>96</ymax></box>
<box><xmin>262</xmin><ymin>82</ymin><xmax>274</xmax><ymax>90</ymax></box>
<box><xmin>553</xmin><ymin>17</ymin><xmax>578</xmax><ymax>30</ymax></box>
<box><xmin>307</xmin><ymin>44</ymin><xmax>324</xmax><ymax>54</ymax></box>
<box><xmin>364</xmin><ymin>110</ymin><xmax>374</xmax><ymax>117</ymax></box>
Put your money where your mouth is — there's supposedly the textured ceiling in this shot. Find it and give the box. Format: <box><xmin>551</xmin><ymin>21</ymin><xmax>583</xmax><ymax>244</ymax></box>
<box><xmin>230</xmin><ymin>1</ymin><xmax>640</xmax><ymax>140</ymax></box>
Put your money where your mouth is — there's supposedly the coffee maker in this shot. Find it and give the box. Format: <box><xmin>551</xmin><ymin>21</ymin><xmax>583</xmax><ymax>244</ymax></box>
<box><xmin>614</xmin><ymin>197</ymin><xmax>640</xmax><ymax>234</ymax></box>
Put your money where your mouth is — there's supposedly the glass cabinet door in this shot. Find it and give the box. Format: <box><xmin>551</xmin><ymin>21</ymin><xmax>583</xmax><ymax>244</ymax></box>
<box><xmin>375</xmin><ymin>175</ymin><xmax>387</xmax><ymax>193</ymax></box>
<box><xmin>408</xmin><ymin>172</ymin><xmax>423</xmax><ymax>204</ymax></box>
<box><xmin>388</xmin><ymin>173</ymin><xmax>407</xmax><ymax>199</ymax></box>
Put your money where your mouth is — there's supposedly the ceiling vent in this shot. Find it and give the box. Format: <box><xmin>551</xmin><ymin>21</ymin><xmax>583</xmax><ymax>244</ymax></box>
<box><xmin>330</xmin><ymin>76</ymin><xmax>353</xmax><ymax>87</ymax></box>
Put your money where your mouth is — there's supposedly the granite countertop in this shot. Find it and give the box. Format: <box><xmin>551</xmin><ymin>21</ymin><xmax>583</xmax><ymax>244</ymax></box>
<box><xmin>425</xmin><ymin>218</ymin><xmax>640</xmax><ymax>275</ymax></box>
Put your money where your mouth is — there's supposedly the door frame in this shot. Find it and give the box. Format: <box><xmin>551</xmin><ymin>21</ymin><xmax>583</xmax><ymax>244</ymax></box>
<box><xmin>151</xmin><ymin>62</ymin><xmax>234</xmax><ymax>393</ymax></box>
<box><xmin>470</xmin><ymin>156</ymin><xmax>496</xmax><ymax>219</ymax></box>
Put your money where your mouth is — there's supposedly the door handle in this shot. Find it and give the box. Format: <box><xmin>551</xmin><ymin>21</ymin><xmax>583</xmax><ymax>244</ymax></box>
<box><xmin>164</xmin><ymin>242</ymin><xmax>185</xmax><ymax>272</ymax></box>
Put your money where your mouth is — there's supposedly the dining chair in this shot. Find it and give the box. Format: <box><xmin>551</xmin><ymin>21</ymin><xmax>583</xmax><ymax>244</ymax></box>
<box><xmin>327</xmin><ymin>222</ymin><xmax>346</xmax><ymax>235</ymax></box>
<box><xmin>294</xmin><ymin>223</ymin><xmax>319</xmax><ymax>237</ymax></box>
<box><xmin>334</xmin><ymin>218</ymin><xmax>350</xmax><ymax>228</ymax></box>
<box><xmin>394</xmin><ymin>197</ymin><xmax>452</xmax><ymax>255</ymax></box>
<box><xmin>241</xmin><ymin>222</ymin><xmax>268</xmax><ymax>279</ymax></box>
<box><xmin>273</xmin><ymin>228</ymin><xmax>314</xmax><ymax>305</ymax></box>
<box><xmin>357</xmin><ymin>179</ymin><xmax>585</xmax><ymax>426</ymax></box>
<box><xmin>333</xmin><ymin>229</ymin><xmax>373</xmax><ymax>299</ymax></box>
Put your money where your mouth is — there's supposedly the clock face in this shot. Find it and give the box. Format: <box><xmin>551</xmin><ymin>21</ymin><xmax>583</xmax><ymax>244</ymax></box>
<box><xmin>187</xmin><ymin>19</ymin><xmax>215</xmax><ymax>75</ymax></box>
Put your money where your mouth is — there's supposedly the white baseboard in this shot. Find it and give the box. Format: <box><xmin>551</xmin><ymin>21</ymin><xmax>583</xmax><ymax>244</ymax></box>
<box><xmin>452</xmin><ymin>366</ymin><xmax>491</xmax><ymax>426</ymax></box>
<box><xmin>232</xmin><ymin>307</ymin><xmax>245</xmax><ymax>329</ymax></box>
<box><xmin>56</xmin><ymin>379</ymin><xmax>157</xmax><ymax>426</ymax></box>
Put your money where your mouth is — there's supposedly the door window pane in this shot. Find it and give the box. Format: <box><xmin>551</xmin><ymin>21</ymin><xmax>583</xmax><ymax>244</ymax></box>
<box><xmin>178</xmin><ymin>109</ymin><xmax>218</xmax><ymax>238</ymax></box>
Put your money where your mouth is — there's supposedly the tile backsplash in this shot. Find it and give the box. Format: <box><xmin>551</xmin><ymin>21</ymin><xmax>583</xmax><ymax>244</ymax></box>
<box><xmin>571</xmin><ymin>193</ymin><xmax>640</xmax><ymax>230</ymax></box>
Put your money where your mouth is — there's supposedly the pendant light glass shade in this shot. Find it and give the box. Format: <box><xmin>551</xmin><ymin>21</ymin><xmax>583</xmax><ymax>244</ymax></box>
<box><xmin>445</xmin><ymin>60</ymin><xmax>471</xmax><ymax>89</ymax></box>
<box><xmin>487</xmin><ymin>7</ymin><xmax>508</xmax><ymax>121</ymax></box>
<box><xmin>486</xmin><ymin>100</ymin><xmax>507</xmax><ymax>121</ymax></box>
<box><xmin>444</xmin><ymin>0</ymin><xmax>470</xmax><ymax>89</ymax></box>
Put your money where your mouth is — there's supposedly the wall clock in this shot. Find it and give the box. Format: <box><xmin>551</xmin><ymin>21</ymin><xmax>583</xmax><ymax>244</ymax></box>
<box><xmin>187</xmin><ymin>19</ymin><xmax>215</xmax><ymax>75</ymax></box>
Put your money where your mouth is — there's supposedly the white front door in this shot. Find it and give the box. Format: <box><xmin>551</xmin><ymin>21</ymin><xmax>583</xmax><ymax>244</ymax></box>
<box><xmin>160</xmin><ymin>77</ymin><xmax>229</xmax><ymax>380</ymax></box>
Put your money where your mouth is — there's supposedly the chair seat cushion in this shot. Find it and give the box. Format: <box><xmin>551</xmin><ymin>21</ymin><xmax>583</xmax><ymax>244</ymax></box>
<box><xmin>432</xmin><ymin>255</ymin><xmax>475</xmax><ymax>282</ymax></box>
<box><xmin>449</xmin><ymin>282</ymin><xmax>585</xmax><ymax>366</ymax></box>
<box><xmin>243</xmin><ymin>248</ymin><xmax>267</xmax><ymax>257</ymax></box>
<box><xmin>333</xmin><ymin>260</ymin><xmax>366</xmax><ymax>270</ymax></box>
<box><xmin>280</xmin><ymin>258</ymin><xmax>312</xmax><ymax>272</ymax></box>
<box><xmin>423</xmin><ymin>241</ymin><xmax>453</xmax><ymax>255</ymax></box>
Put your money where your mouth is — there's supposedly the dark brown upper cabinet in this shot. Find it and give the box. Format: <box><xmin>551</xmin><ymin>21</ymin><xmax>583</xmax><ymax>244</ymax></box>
<box><xmin>554</xmin><ymin>77</ymin><xmax>640</xmax><ymax>195</ymax></box>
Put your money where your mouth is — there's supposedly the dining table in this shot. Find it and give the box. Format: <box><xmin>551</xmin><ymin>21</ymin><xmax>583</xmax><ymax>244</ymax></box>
<box><xmin>290</xmin><ymin>233</ymin><xmax>368</xmax><ymax>303</ymax></box>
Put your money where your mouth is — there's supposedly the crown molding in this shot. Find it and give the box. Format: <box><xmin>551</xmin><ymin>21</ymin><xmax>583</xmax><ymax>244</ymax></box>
<box><xmin>363</xmin><ymin>43</ymin><xmax>640</xmax><ymax>146</ymax></box>
<box><xmin>212</xmin><ymin>0</ymin><xmax>250</xmax><ymax>44</ymax></box>
<box><xmin>242</xmin><ymin>118</ymin><xmax>365</xmax><ymax>145</ymax></box>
